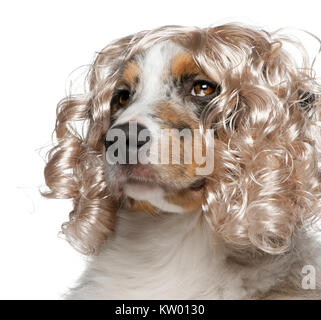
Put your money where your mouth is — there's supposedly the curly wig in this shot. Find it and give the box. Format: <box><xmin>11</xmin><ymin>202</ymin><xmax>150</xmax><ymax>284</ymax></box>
<box><xmin>44</xmin><ymin>23</ymin><xmax>321</xmax><ymax>256</ymax></box>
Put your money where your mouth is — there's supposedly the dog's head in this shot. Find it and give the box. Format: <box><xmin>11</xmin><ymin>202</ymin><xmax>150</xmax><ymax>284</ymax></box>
<box><xmin>103</xmin><ymin>40</ymin><xmax>220</xmax><ymax>214</ymax></box>
<box><xmin>44</xmin><ymin>24</ymin><xmax>321</xmax><ymax>255</ymax></box>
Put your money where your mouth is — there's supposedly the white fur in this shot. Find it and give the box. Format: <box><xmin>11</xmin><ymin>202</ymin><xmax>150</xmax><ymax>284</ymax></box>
<box><xmin>124</xmin><ymin>184</ymin><xmax>188</xmax><ymax>214</ymax></box>
<box><xmin>66</xmin><ymin>206</ymin><xmax>321</xmax><ymax>299</ymax></box>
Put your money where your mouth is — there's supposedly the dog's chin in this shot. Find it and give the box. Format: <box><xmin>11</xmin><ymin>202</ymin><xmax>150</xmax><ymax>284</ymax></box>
<box><xmin>122</xmin><ymin>175</ymin><xmax>173</xmax><ymax>205</ymax></box>
<box><xmin>123</xmin><ymin>181</ymin><xmax>163</xmax><ymax>201</ymax></box>
<box><xmin>105</xmin><ymin>164</ymin><xmax>206</xmax><ymax>213</ymax></box>
<box><xmin>121</xmin><ymin>176</ymin><xmax>205</xmax><ymax>214</ymax></box>
<box><xmin>123</xmin><ymin>181</ymin><xmax>191</xmax><ymax>214</ymax></box>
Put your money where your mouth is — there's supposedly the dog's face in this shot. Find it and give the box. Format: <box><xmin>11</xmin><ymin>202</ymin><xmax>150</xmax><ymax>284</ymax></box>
<box><xmin>104</xmin><ymin>42</ymin><xmax>219</xmax><ymax>213</ymax></box>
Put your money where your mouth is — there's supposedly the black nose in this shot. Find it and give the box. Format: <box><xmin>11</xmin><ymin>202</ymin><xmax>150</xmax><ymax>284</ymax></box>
<box><xmin>105</xmin><ymin>122</ymin><xmax>151</xmax><ymax>164</ymax></box>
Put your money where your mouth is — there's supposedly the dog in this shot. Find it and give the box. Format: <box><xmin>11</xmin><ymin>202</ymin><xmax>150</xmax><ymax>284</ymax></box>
<box><xmin>44</xmin><ymin>23</ymin><xmax>321</xmax><ymax>299</ymax></box>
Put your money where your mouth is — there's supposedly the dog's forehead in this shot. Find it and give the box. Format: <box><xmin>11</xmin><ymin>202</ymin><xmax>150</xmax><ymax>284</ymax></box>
<box><xmin>121</xmin><ymin>41</ymin><xmax>199</xmax><ymax>89</ymax></box>
<box><xmin>137</xmin><ymin>41</ymin><xmax>184</xmax><ymax>79</ymax></box>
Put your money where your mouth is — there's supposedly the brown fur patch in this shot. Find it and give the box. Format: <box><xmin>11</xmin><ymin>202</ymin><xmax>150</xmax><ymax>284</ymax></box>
<box><xmin>171</xmin><ymin>53</ymin><xmax>200</xmax><ymax>78</ymax></box>
<box><xmin>154</xmin><ymin>102</ymin><xmax>201</xmax><ymax>168</ymax></box>
<box><xmin>165</xmin><ymin>189</ymin><xmax>203</xmax><ymax>211</ymax></box>
<box><xmin>156</xmin><ymin>102</ymin><xmax>198</xmax><ymax>130</ymax></box>
<box><xmin>125</xmin><ymin>198</ymin><xmax>159</xmax><ymax>214</ymax></box>
<box><xmin>121</xmin><ymin>61</ymin><xmax>139</xmax><ymax>88</ymax></box>
<box><xmin>150</xmin><ymin>101</ymin><xmax>208</xmax><ymax>209</ymax></box>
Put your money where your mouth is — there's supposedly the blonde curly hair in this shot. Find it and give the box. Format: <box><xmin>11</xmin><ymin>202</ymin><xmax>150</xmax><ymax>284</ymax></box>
<box><xmin>43</xmin><ymin>23</ymin><xmax>321</xmax><ymax>255</ymax></box>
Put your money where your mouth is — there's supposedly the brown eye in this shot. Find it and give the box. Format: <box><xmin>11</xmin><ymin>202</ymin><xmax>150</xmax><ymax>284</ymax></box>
<box><xmin>191</xmin><ymin>81</ymin><xmax>215</xmax><ymax>97</ymax></box>
<box><xmin>119</xmin><ymin>90</ymin><xmax>131</xmax><ymax>106</ymax></box>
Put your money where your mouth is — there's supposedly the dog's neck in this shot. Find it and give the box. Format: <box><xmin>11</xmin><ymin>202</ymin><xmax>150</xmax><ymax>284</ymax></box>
<box><xmin>68</xmin><ymin>205</ymin><xmax>321</xmax><ymax>299</ymax></box>
<box><xmin>88</xmin><ymin>207</ymin><xmax>299</xmax><ymax>299</ymax></box>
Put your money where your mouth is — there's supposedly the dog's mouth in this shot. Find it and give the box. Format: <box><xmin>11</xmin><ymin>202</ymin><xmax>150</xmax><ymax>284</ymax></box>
<box><xmin>124</xmin><ymin>167</ymin><xmax>206</xmax><ymax>192</ymax></box>
<box><xmin>124</xmin><ymin>171</ymin><xmax>171</xmax><ymax>192</ymax></box>
<box><xmin>107</xmin><ymin>163</ymin><xmax>206</xmax><ymax>196</ymax></box>
<box><xmin>125</xmin><ymin>177</ymin><xmax>162</xmax><ymax>189</ymax></box>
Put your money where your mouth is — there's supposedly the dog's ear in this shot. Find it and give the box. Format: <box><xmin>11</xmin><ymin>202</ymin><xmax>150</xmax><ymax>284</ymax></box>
<box><xmin>200</xmin><ymin>27</ymin><xmax>321</xmax><ymax>255</ymax></box>
<box><xmin>201</xmin><ymin>86</ymin><xmax>321</xmax><ymax>255</ymax></box>
<box><xmin>202</xmin><ymin>93</ymin><xmax>321</xmax><ymax>255</ymax></box>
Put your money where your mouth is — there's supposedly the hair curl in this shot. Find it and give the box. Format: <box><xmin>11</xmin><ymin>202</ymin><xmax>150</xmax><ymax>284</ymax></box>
<box><xmin>43</xmin><ymin>23</ymin><xmax>321</xmax><ymax>255</ymax></box>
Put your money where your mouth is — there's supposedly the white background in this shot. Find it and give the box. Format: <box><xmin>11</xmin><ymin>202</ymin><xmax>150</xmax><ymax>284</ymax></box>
<box><xmin>0</xmin><ymin>0</ymin><xmax>320</xmax><ymax>299</ymax></box>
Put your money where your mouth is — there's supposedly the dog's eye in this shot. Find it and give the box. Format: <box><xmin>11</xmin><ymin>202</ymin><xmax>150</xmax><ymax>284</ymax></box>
<box><xmin>118</xmin><ymin>90</ymin><xmax>131</xmax><ymax>107</ymax></box>
<box><xmin>191</xmin><ymin>81</ymin><xmax>216</xmax><ymax>97</ymax></box>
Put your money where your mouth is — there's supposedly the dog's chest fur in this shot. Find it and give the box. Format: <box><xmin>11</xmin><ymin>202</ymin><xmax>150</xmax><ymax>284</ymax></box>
<box><xmin>66</xmin><ymin>209</ymin><xmax>320</xmax><ymax>299</ymax></box>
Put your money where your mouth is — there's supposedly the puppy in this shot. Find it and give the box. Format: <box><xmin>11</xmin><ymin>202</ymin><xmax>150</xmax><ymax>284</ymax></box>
<box><xmin>44</xmin><ymin>24</ymin><xmax>321</xmax><ymax>299</ymax></box>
